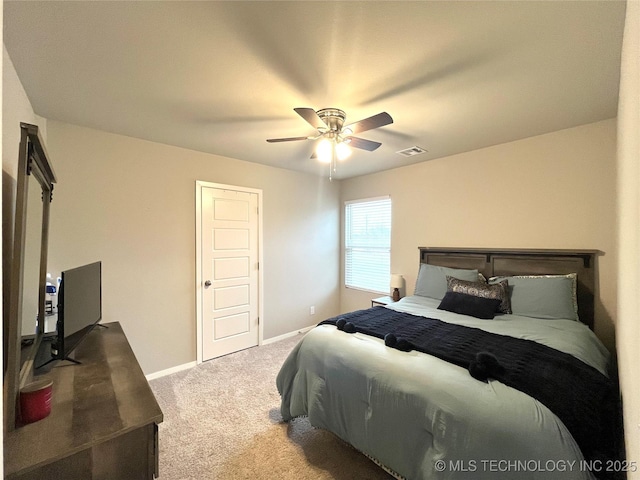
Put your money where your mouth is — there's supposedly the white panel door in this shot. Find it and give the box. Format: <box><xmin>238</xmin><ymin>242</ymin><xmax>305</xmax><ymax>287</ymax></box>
<box><xmin>201</xmin><ymin>187</ymin><xmax>259</xmax><ymax>360</ymax></box>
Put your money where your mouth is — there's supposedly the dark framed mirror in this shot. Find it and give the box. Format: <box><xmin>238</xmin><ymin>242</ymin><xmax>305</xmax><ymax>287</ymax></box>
<box><xmin>4</xmin><ymin>123</ymin><xmax>56</xmax><ymax>432</ymax></box>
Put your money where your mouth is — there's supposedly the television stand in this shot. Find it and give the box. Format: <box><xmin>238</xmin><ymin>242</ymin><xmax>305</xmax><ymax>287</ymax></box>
<box><xmin>35</xmin><ymin>324</ymin><xmax>110</xmax><ymax>369</ymax></box>
<box><xmin>34</xmin><ymin>338</ymin><xmax>82</xmax><ymax>369</ymax></box>
<box><xmin>5</xmin><ymin>322</ymin><xmax>163</xmax><ymax>479</ymax></box>
<box><xmin>35</xmin><ymin>355</ymin><xmax>82</xmax><ymax>369</ymax></box>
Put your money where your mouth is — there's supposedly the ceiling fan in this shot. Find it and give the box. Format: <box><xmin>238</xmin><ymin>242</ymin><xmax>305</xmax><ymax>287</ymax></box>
<box><xmin>266</xmin><ymin>107</ymin><xmax>393</xmax><ymax>179</ymax></box>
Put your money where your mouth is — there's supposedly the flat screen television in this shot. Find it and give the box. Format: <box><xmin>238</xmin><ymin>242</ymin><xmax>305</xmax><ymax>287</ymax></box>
<box><xmin>50</xmin><ymin>261</ymin><xmax>102</xmax><ymax>364</ymax></box>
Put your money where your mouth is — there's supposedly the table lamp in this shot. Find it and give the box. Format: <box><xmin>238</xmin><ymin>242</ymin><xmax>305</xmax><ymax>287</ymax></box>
<box><xmin>390</xmin><ymin>274</ymin><xmax>404</xmax><ymax>302</ymax></box>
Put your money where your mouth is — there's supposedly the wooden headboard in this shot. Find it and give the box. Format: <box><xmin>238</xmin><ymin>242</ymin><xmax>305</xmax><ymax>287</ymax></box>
<box><xmin>419</xmin><ymin>247</ymin><xmax>599</xmax><ymax>329</ymax></box>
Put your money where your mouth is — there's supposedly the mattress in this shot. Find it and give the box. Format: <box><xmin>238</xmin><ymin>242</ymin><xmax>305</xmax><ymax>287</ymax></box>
<box><xmin>276</xmin><ymin>295</ymin><xmax>611</xmax><ymax>480</ymax></box>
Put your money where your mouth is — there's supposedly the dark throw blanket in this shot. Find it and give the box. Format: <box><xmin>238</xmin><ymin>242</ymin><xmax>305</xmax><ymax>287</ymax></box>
<box><xmin>319</xmin><ymin>307</ymin><xmax>616</xmax><ymax>470</ymax></box>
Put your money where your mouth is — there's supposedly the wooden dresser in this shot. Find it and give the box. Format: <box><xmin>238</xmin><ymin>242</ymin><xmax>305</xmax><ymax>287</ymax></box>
<box><xmin>5</xmin><ymin>322</ymin><xmax>163</xmax><ymax>479</ymax></box>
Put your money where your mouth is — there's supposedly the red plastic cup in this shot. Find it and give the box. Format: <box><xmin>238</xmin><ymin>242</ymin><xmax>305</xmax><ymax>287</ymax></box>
<box><xmin>20</xmin><ymin>379</ymin><xmax>53</xmax><ymax>424</ymax></box>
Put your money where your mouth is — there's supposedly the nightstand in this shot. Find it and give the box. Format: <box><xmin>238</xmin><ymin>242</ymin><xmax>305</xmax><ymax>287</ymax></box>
<box><xmin>371</xmin><ymin>295</ymin><xmax>395</xmax><ymax>307</ymax></box>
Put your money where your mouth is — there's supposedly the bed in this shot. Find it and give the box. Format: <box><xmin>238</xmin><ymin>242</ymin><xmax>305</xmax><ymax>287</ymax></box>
<box><xmin>276</xmin><ymin>248</ymin><xmax>618</xmax><ymax>480</ymax></box>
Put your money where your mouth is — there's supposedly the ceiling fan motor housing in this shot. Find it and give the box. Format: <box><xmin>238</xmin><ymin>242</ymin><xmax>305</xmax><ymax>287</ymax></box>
<box><xmin>317</xmin><ymin>108</ymin><xmax>346</xmax><ymax>133</ymax></box>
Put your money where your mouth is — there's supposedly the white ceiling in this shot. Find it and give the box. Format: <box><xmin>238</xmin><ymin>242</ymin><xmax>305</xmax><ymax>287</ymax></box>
<box><xmin>4</xmin><ymin>1</ymin><xmax>626</xmax><ymax>180</ymax></box>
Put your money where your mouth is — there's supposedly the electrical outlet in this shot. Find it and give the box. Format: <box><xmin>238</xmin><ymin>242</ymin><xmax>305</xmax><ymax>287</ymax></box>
<box><xmin>310</xmin><ymin>306</ymin><xmax>315</xmax><ymax>315</ymax></box>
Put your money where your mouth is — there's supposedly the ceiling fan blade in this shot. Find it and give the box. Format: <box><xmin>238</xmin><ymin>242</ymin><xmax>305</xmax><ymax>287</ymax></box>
<box><xmin>266</xmin><ymin>136</ymin><xmax>309</xmax><ymax>143</ymax></box>
<box><xmin>344</xmin><ymin>112</ymin><xmax>393</xmax><ymax>135</ymax></box>
<box><xmin>294</xmin><ymin>107</ymin><xmax>327</xmax><ymax>130</ymax></box>
<box><xmin>347</xmin><ymin>137</ymin><xmax>382</xmax><ymax>151</ymax></box>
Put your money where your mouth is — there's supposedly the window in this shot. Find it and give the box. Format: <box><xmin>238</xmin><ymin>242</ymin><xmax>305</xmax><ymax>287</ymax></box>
<box><xmin>345</xmin><ymin>196</ymin><xmax>392</xmax><ymax>293</ymax></box>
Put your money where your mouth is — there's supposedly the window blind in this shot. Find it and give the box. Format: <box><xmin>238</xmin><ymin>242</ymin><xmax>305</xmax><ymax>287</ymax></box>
<box><xmin>345</xmin><ymin>197</ymin><xmax>391</xmax><ymax>294</ymax></box>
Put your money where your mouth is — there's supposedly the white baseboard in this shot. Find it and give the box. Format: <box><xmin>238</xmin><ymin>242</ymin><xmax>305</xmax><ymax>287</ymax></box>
<box><xmin>262</xmin><ymin>325</ymin><xmax>315</xmax><ymax>345</ymax></box>
<box><xmin>146</xmin><ymin>361</ymin><xmax>197</xmax><ymax>381</ymax></box>
<box><xmin>146</xmin><ymin>325</ymin><xmax>315</xmax><ymax>380</ymax></box>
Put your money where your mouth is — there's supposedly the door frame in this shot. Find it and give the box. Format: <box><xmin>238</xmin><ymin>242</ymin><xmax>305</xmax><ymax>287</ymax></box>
<box><xmin>195</xmin><ymin>181</ymin><xmax>264</xmax><ymax>364</ymax></box>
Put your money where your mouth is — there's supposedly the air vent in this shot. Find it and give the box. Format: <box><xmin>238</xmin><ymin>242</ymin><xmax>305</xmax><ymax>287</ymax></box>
<box><xmin>396</xmin><ymin>146</ymin><xmax>428</xmax><ymax>157</ymax></box>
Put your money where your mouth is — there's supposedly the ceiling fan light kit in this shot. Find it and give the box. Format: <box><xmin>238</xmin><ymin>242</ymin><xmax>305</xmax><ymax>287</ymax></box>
<box><xmin>316</xmin><ymin>138</ymin><xmax>351</xmax><ymax>163</ymax></box>
<box><xmin>267</xmin><ymin>107</ymin><xmax>393</xmax><ymax>180</ymax></box>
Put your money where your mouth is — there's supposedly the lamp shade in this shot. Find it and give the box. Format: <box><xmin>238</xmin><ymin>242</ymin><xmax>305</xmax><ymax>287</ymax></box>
<box><xmin>390</xmin><ymin>274</ymin><xmax>404</xmax><ymax>289</ymax></box>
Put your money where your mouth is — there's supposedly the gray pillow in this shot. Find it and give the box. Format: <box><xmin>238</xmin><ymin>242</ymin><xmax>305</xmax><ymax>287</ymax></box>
<box><xmin>489</xmin><ymin>274</ymin><xmax>578</xmax><ymax>321</ymax></box>
<box><xmin>414</xmin><ymin>264</ymin><xmax>480</xmax><ymax>300</ymax></box>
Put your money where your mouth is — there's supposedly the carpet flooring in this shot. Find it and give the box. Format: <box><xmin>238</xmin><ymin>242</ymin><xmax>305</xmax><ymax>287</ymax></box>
<box><xmin>150</xmin><ymin>333</ymin><xmax>393</xmax><ymax>480</ymax></box>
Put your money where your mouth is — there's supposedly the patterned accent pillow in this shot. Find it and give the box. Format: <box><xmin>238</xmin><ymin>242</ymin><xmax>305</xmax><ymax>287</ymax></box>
<box><xmin>446</xmin><ymin>276</ymin><xmax>512</xmax><ymax>314</ymax></box>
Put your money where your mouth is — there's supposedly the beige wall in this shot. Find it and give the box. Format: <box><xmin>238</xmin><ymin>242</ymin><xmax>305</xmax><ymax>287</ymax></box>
<box><xmin>44</xmin><ymin>121</ymin><xmax>340</xmax><ymax>375</ymax></box>
<box><xmin>340</xmin><ymin>119</ymin><xmax>618</xmax><ymax>351</ymax></box>
<box><xmin>615</xmin><ymin>0</ymin><xmax>639</xmax><ymax>475</ymax></box>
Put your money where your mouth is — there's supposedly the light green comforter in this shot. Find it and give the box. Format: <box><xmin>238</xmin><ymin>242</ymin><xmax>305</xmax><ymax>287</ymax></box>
<box><xmin>276</xmin><ymin>296</ymin><xmax>609</xmax><ymax>480</ymax></box>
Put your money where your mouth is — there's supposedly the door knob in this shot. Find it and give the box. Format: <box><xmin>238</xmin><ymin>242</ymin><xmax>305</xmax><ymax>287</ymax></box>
<box><xmin>204</xmin><ymin>280</ymin><xmax>212</xmax><ymax>288</ymax></box>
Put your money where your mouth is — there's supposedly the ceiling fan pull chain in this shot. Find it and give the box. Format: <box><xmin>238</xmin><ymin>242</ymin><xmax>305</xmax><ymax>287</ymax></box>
<box><xmin>331</xmin><ymin>143</ymin><xmax>338</xmax><ymax>181</ymax></box>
